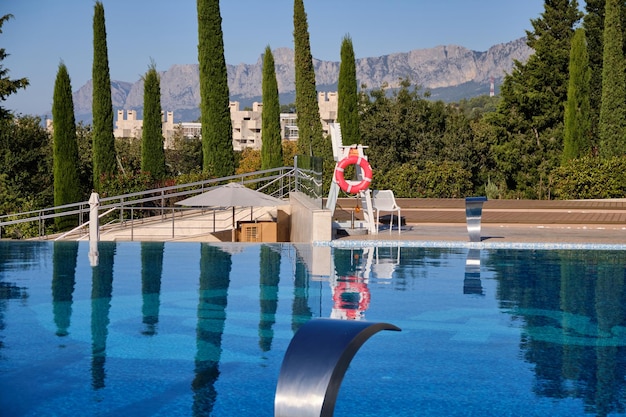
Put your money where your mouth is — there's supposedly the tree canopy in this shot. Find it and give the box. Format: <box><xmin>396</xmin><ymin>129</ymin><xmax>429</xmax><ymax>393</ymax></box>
<box><xmin>0</xmin><ymin>14</ymin><xmax>29</xmax><ymax>120</ymax></box>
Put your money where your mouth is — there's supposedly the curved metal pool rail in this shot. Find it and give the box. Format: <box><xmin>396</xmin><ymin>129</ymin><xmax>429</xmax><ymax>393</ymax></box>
<box><xmin>274</xmin><ymin>318</ymin><xmax>401</xmax><ymax>417</ymax></box>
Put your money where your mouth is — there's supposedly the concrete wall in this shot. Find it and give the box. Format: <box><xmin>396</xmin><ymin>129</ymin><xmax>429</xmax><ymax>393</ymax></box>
<box><xmin>289</xmin><ymin>192</ymin><xmax>332</xmax><ymax>243</ymax></box>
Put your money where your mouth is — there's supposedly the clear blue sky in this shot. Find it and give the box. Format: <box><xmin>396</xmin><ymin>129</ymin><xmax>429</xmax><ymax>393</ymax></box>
<box><xmin>3</xmin><ymin>0</ymin><xmax>550</xmax><ymax>116</ymax></box>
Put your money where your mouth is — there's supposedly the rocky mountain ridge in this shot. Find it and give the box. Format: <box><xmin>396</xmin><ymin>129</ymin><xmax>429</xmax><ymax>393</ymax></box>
<box><xmin>73</xmin><ymin>37</ymin><xmax>532</xmax><ymax>122</ymax></box>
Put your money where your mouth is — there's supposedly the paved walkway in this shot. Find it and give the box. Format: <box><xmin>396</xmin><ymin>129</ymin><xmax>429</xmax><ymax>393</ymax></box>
<box><xmin>332</xmin><ymin>198</ymin><xmax>626</xmax><ymax>246</ymax></box>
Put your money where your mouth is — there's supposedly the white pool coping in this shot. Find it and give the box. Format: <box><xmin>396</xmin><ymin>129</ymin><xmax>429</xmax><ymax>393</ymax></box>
<box><xmin>314</xmin><ymin>239</ymin><xmax>626</xmax><ymax>251</ymax></box>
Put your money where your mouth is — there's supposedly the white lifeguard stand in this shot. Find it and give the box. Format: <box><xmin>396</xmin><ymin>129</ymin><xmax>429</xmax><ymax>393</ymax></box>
<box><xmin>327</xmin><ymin>123</ymin><xmax>377</xmax><ymax>235</ymax></box>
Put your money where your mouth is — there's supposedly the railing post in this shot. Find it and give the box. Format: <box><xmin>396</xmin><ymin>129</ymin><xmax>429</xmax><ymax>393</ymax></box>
<box><xmin>89</xmin><ymin>192</ymin><xmax>100</xmax><ymax>267</ymax></box>
<box><xmin>161</xmin><ymin>190</ymin><xmax>165</xmax><ymax>219</ymax></box>
<box><xmin>38</xmin><ymin>211</ymin><xmax>43</xmax><ymax>239</ymax></box>
<box><xmin>171</xmin><ymin>207</ymin><xmax>175</xmax><ymax>239</ymax></box>
<box><xmin>294</xmin><ymin>155</ymin><xmax>299</xmax><ymax>193</ymax></box>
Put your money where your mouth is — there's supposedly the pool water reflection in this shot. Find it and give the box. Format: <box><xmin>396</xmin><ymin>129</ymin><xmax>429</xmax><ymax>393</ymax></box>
<box><xmin>1</xmin><ymin>241</ymin><xmax>626</xmax><ymax>416</ymax></box>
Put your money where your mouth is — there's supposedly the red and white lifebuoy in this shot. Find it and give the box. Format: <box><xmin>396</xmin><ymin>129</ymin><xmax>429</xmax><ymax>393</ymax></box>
<box><xmin>334</xmin><ymin>155</ymin><xmax>373</xmax><ymax>194</ymax></box>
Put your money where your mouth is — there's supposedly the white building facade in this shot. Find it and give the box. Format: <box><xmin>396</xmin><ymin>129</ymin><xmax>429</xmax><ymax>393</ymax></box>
<box><xmin>112</xmin><ymin>91</ymin><xmax>338</xmax><ymax>151</ymax></box>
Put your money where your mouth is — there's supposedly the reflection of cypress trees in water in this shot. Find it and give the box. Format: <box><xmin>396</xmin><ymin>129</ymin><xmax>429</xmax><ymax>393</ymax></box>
<box><xmin>192</xmin><ymin>244</ymin><xmax>231</xmax><ymax>416</ymax></box>
<box><xmin>594</xmin><ymin>255</ymin><xmax>625</xmax><ymax>416</ymax></box>
<box><xmin>493</xmin><ymin>251</ymin><xmax>567</xmax><ymax>398</ymax></box>
<box><xmin>140</xmin><ymin>242</ymin><xmax>164</xmax><ymax>336</ymax></box>
<box><xmin>258</xmin><ymin>245</ymin><xmax>280</xmax><ymax>352</ymax></box>
<box><xmin>333</xmin><ymin>248</ymin><xmax>362</xmax><ymax>277</ymax></box>
<box><xmin>291</xmin><ymin>260</ymin><xmax>312</xmax><ymax>333</ymax></box>
<box><xmin>492</xmin><ymin>250</ymin><xmax>626</xmax><ymax>415</ymax></box>
<box><xmin>0</xmin><ymin>243</ymin><xmax>48</xmax><ymax>354</ymax></box>
<box><xmin>52</xmin><ymin>242</ymin><xmax>78</xmax><ymax>337</ymax></box>
<box><xmin>91</xmin><ymin>242</ymin><xmax>115</xmax><ymax>390</ymax></box>
<box><xmin>559</xmin><ymin>251</ymin><xmax>597</xmax><ymax>402</ymax></box>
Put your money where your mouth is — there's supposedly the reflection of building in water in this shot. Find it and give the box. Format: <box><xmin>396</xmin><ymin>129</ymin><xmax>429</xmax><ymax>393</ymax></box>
<box><xmin>464</xmin><ymin>249</ymin><xmax>483</xmax><ymax>295</ymax></box>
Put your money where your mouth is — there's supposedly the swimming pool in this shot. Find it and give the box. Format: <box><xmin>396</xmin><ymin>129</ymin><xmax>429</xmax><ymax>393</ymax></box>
<box><xmin>1</xmin><ymin>241</ymin><xmax>626</xmax><ymax>416</ymax></box>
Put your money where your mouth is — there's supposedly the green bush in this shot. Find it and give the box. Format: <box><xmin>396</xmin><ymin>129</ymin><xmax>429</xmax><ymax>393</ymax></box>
<box><xmin>551</xmin><ymin>156</ymin><xmax>626</xmax><ymax>199</ymax></box>
<box><xmin>378</xmin><ymin>160</ymin><xmax>473</xmax><ymax>198</ymax></box>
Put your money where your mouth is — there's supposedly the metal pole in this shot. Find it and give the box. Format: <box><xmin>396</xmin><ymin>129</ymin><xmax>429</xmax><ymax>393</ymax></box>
<box><xmin>89</xmin><ymin>192</ymin><xmax>100</xmax><ymax>267</ymax></box>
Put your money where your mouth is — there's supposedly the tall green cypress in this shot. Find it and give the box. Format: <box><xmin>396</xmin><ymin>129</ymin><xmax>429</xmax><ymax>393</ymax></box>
<box><xmin>141</xmin><ymin>62</ymin><xmax>166</xmax><ymax>179</ymax></box>
<box><xmin>261</xmin><ymin>46</ymin><xmax>283</xmax><ymax>170</ymax></box>
<box><xmin>337</xmin><ymin>35</ymin><xmax>359</xmax><ymax>145</ymax></box>
<box><xmin>52</xmin><ymin>62</ymin><xmax>81</xmax><ymax>229</ymax></box>
<box><xmin>197</xmin><ymin>0</ymin><xmax>235</xmax><ymax>177</ymax></box>
<box><xmin>293</xmin><ymin>0</ymin><xmax>324</xmax><ymax>156</ymax></box>
<box><xmin>584</xmin><ymin>0</ymin><xmax>626</xmax><ymax>143</ymax></box>
<box><xmin>562</xmin><ymin>28</ymin><xmax>591</xmax><ymax>162</ymax></box>
<box><xmin>598</xmin><ymin>0</ymin><xmax>626</xmax><ymax>158</ymax></box>
<box><xmin>92</xmin><ymin>1</ymin><xmax>116</xmax><ymax>190</ymax></box>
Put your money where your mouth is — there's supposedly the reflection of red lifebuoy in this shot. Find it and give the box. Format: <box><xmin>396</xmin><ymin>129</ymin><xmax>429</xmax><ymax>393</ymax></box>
<box><xmin>332</xmin><ymin>278</ymin><xmax>371</xmax><ymax>315</ymax></box>
<box><xmin>334</xmin><ymin>155</ymin><xmax>373</xmax><ymax>194</ymax></box>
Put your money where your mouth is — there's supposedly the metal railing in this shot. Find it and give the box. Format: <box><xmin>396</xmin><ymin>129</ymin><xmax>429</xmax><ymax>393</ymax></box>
<box><xmin>0</xmin><ymin>158</ymin><xmax>323</xmax><ymax>240</ymax></box>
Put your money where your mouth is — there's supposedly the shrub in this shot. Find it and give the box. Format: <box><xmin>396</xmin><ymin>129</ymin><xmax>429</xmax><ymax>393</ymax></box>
<box><xmin>551</xmin><ymin>156</ymin><xmax>626</xmax><ymax>199</ymax></box>
<box><xmin>378</xmin><ymin>161</ymin><xmax>473</xmax><ymax>198</ymax></box>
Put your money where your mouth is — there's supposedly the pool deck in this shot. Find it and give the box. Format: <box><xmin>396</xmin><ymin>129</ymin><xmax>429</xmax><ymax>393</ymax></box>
<box><xmin>330</xmin><ymin>198</ymin><xmax>626</xmax><ymax>247</ymax></box>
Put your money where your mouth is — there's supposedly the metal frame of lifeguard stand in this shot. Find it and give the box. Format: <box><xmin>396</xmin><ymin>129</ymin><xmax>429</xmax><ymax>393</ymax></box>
<box><xmin>326</xmin><ymin>123</ymin><xmax>377</xmax><ymax>235</ymax></box>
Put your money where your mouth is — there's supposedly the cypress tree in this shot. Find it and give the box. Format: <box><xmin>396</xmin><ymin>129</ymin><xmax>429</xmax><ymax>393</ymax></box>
<box><xmin>261</xmin><ymin>46</ymin><xmax>283</xmax><ymax>170</ymax></box>
<box><xmin>562</xmin><ymin>28</ymin><xmax>591</xmax><ymax>162</ymax></box>
<box><xmin>598</xmin><ymin>0</ymin><xmax>626</xmax><ymax>158</ymax></box>
<box><xmin>337</xmin><ymin>35</ymin><xmax>359</xmax><ymax>145</ymax></box>
<box><xmin>583</xmin><ymin>0</ymin><xmax>626</xmax><ymax>143</ymax></box>
<box><xmin>141</xmin><ymin>62</ymin><xmax>166</xmax><ymax>179</ymax></box>
<box><xmin>293</xmin><ymin>0</ymin><xmax>324</xmax><ymax>156</ymax></box>
<box><xmin>92</xmin><ymin>1</ymin><xmax>116</xmax><ymax>191</ymax></box>
<box><xmin>52</xmin><ymin>62</ymin><xmax>81</xmax><ymax>229</ymax></box>
<box><xmin>197</xmin><ymin>0</ymin><xmax>235</xmax><ymax>177</ymax></box>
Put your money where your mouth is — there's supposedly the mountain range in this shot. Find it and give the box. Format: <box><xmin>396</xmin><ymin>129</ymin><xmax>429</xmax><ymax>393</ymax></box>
<box><xmin>72</xmin><ymin>37</ymin><xmax>532</xmax><ymax>123</ymax></box>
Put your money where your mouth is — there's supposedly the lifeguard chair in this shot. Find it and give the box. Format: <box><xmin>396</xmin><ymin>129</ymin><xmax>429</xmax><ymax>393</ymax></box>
<box><xmin>327</xmin><ymin>123</ymin><xmax>377</xmax><ymax>235</ymax></box>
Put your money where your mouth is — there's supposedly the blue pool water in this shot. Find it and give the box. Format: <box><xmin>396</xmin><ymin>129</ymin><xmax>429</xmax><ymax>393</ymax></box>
<box><xmin>1</xmin><ymin>241</ymin><xmax>626</xmax><ymax>416</ymax></box>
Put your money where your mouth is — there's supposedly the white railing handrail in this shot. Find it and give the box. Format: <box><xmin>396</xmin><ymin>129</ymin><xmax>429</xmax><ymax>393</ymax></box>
<box><xmin>0</xmin><ymin>163</ymin><xmax>321</xmax><ymax>239</ymax></box>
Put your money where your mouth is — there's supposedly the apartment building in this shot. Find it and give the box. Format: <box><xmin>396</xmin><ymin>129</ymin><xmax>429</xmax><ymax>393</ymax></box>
<box><xmin>112</xmin><ymin>91</ymin><xmax>338</xmax><ymax>150</ymax></box>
